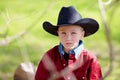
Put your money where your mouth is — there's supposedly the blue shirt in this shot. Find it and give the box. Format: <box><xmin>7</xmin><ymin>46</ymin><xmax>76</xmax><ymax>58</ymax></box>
<box><xmin>58</xmin><ymin>40</ymin><xmax>84</xmax><ymax>59</ymax></box>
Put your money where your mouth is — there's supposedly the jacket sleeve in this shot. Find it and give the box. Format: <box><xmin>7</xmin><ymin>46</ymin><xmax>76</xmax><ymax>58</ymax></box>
<box><xmin>87</xmin><ymin>58</ymin><xmax>103</xmax><ymax>80</ymax></box>
<box><xmin>35</xmin><ymin>59</ymin><xmax>50</xmax><ymax>80</ymax></box>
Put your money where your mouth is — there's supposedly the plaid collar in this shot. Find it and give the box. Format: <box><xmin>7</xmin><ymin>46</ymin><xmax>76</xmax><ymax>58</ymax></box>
<box><xmin>58</xmin><ymin>40</ymin><xmax>84</xmax><ymax>59</ymax></box>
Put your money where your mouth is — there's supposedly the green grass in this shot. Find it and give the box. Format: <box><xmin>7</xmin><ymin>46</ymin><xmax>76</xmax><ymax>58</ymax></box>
<box><xmin>0</xmin><ymin>0</ymin><xmax>120</xmax><ymax>80</ymax></box>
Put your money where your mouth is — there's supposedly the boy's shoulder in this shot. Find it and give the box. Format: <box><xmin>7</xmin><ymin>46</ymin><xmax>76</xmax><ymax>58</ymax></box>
<box><xmin>44</xmin><ymin>45</ymin><xmax>59</xmax><ymax>56</ymax></box>
<box><xmin>46</xmin><ymin>45</ymin><xmax>59</xmax><ymax>53</ymax></box>
<box><xmin>81</xmin><ymin>49</ymin><xmax>98</xmax><ymax>60</ymax></box>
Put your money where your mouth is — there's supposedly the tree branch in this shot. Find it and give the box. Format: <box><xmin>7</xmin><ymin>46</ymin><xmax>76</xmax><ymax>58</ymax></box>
<box><xmin>0</xmin><ymin>0</ymin><xmax>55</xmax><ymax>46</ymax></box>
<box><xmin>98</xmin><ymin>0</ymin><xmax>115</xmax><ymax>79</ymax></box>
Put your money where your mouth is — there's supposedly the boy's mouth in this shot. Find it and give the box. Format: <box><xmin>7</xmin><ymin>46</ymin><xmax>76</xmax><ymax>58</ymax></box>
<box><xmin>65</xmin><ymin>42</ymin><xmax>72</xmax><ymax>45</ymax></box>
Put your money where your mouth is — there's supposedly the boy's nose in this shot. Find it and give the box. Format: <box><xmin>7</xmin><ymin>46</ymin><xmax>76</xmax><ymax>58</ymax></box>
<box><xmin>66</xmin><ymin>34</ymin><xmax>72</xmax><ymax>40</ymax></box>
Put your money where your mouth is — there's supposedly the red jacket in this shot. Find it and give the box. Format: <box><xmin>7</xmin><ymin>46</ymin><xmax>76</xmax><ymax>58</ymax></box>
<box><xmin>35</xmin><ymin>46</ymin><xmax>103</xmax><ymax>80</ymax></box>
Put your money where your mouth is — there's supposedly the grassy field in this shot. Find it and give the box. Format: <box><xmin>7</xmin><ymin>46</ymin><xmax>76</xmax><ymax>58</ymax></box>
<box><xmin>0</xmin><ymin>0</ymin><xmax>120</xmax><ymax>80</ymax></box>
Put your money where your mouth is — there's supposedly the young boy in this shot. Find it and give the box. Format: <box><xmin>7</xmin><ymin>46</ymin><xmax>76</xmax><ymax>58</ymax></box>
<box><xmin>35</xmin><ymin>6</ymin><xmax>103</xmax><ymax>80</ymax></box>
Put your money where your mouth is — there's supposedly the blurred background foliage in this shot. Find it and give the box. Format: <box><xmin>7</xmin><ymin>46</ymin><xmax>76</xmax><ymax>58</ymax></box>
<box><xmin>0</xmin><ymin>0</ymin><xmax>120</xmax><ymax>80</ymax></box>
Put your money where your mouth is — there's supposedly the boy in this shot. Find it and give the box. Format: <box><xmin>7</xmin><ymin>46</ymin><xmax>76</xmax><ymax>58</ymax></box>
<box><xmin>35</xmin><ymin>6</ymin><xmax>103</xmax><ymax>80</ymax></box>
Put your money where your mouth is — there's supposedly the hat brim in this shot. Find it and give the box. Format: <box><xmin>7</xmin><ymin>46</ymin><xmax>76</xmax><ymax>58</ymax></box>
<box><xmin>43</xmin><ymin>18</ymin><xmax>99</xmax><ymax>37</ymax></box>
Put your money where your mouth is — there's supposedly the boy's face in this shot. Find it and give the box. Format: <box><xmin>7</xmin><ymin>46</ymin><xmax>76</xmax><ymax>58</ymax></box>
<box><xmin>57</xmin><ymin>25</ymin><xmax>85</xmax><ymax>53</ymax></box>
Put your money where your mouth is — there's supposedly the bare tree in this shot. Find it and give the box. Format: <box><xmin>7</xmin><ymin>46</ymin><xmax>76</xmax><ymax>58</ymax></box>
<box><xmin>0</xmin><ymin>0</ymin><xmax>55</xmax><ymax>46</ymax></box>
<box><xmin>98</xmin><ymin>0</ymin><xmax>120</xmax><ymax>79</ymax></box>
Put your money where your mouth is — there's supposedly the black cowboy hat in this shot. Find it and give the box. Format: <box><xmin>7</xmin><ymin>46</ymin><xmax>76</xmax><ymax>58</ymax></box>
<box><xmin>43</xmin><ymin>6</ymin><xmax>99</xmax><ymax>37</ymax></box>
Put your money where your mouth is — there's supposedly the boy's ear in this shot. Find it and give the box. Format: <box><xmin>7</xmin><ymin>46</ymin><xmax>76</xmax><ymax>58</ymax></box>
<box><xmin>81</xmin><ymin>31</ymin><xmax>85</xmax><ymax>38</ymax></box>
<box><xmin>57</xmin><ymin>31</ymin><xmax>59</xmax><ymax>34</ymax></box>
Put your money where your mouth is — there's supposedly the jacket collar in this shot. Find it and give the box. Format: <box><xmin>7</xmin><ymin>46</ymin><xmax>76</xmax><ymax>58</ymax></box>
<box><xmin>58</xmin><ymin>40</ymin><xmax>84</xmax><ymax>59</ymax></box>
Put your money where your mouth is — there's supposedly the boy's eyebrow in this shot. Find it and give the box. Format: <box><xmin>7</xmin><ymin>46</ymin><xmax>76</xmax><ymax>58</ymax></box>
<box><xmin>58</xmin><ymin>28</ymin><xmax>65</xmax><ymax>31</ymax></box>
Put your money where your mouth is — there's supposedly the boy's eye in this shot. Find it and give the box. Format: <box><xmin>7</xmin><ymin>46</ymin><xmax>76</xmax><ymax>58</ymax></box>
<box><xmin>61</xmin><ymin>32</ymin><xmax>66</xmax><ymax>34</ymax></box>
<box><xmin>71</xmin><ymin>32</ymin><xmax>76</xmax><ymax>34</ymax></box>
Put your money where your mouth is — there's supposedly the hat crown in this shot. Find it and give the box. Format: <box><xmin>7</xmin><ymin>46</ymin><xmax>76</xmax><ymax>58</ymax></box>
<box><xmin>57</xmin><ymin>6</ymin><xmax>82</xmax><ymax>25</ymax></box>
